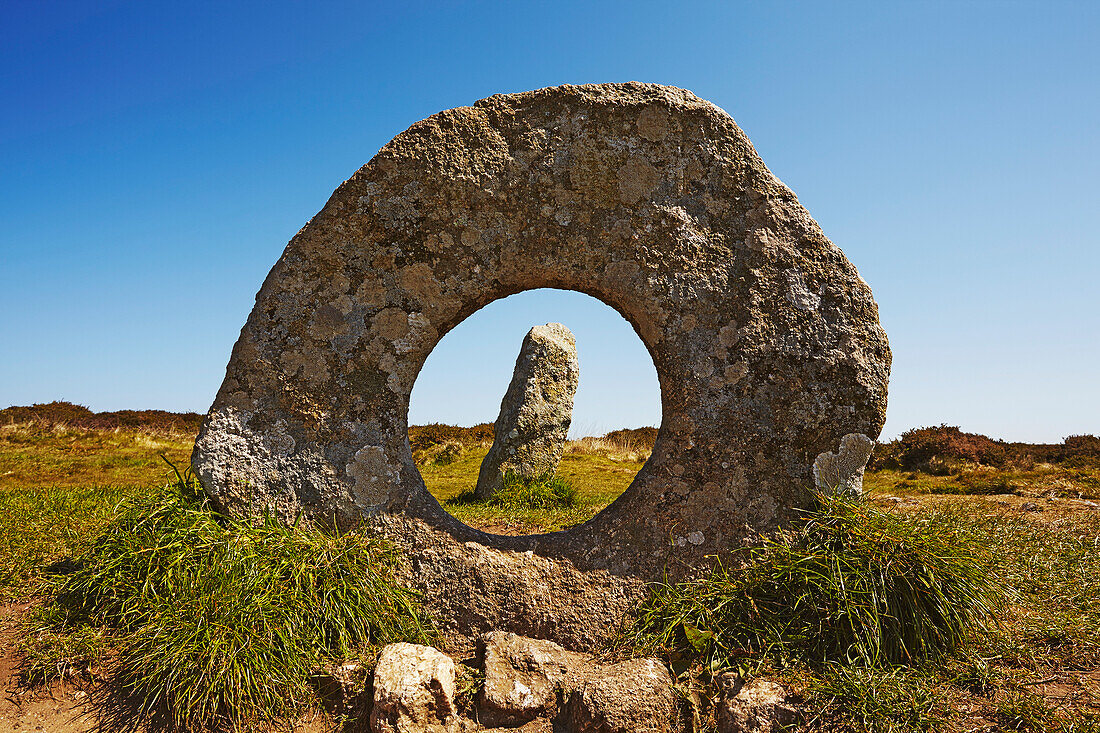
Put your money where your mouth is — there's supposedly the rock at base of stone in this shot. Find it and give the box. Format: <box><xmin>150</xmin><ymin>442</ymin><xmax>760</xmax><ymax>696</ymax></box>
<box><xmin>479</xmin><ymin>631</ymin><xmax>586</xmax><ymax>727</ymax></box>
<box><xmin>474</xmin><ymin>323</ymin><xmax>579</xmax><ymax>500</ymax></box>
<box><xmin>813</xmin><ymin>433</ymin><xmax>876</xmax><ymax>498</ymax></box>
<box><xmin>717</xmin><ymin>675</ymin><xmax>797</xmax><ymax>733</ymax></box>
<box><xmin>478</xmin><ymin>632</ymin><xmax>683</xmax><ymax>732</ymax></box>
<box><xmin>371</xmin><ymin>643</ymin><xmax>459</xmax><ymax>733</ymax></box>
<box><xmin>563</xmin><ymin>658</ymin><xmax>679</xmax><ymax>733</ymax></box>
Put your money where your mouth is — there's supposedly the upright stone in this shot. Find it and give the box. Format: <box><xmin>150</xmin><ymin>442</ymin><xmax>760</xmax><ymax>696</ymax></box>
<box><xmin>474</xmin><ymin>323</ymin><xmax>579</xmax><ymax>500</ymax></box>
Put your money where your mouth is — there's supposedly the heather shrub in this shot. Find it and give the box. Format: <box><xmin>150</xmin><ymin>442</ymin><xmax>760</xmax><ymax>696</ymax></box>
<box><xmin>0</xmin><ymin>401</ymin><xmax>96</xmax><ymax>425</ymax></box>
<box><xmin>407</xmin><ymin>423</ymin><xmax>494</xmax><ymax>455</ymax></box>
<box><xmin>0</xmin><ymin>401</ymin><xmax>203</xmax><ymax>433</ymax></box>
<box><xmin>870</xmin><ymin>426</ymin><xmax>1100</xmax><ymax>472</ymax></box>
<box><xmin>871</xmin><ymin>425</ymin><xmax>1008</xmax><ymax>471</ymax></box>
<box><xmin>415</xmin><ymin>439</ymin><xmax>464</xmax><ymax>466</ymax></box>
<box><xmin>1061</xmin><ymin>434</ymin><xmax>1100</xmax><ymax>468</ymax></box>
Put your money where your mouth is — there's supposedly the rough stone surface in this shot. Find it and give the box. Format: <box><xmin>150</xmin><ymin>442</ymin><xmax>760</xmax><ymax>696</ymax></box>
<box><xmin>192</xmin><ymin>82</ymin><xmax>891</xmax><ymax>648</ymax></box>
<box><xmin>813</xmin><ymin>432</ymin><xmax>876</xmax><ymax>497</ymax></box>
<box><xmin>479</xmin><ymin>631</ymin><xmax>585</xmax><ymax>726</ymax></box>
<box><xmin>474</xmin><ymin>323</ymin><xmax>578</xmax><ymax>499</ymax></box>
<box><xmin>716</xmin><ymin>675</ymin><xmax>797</xmax><ymax>733</ymax></box>
<box><xmin>564</xmin><ymin>658</ymin><xmax>679</xmax><ymax>733</ymax></box>
<box><xmin>366</xmin><ymin>633</ymin><xmax>679</xmax><ymax>732</ymax></box>
<box><xmin>481</xmin><ymin>721</ymin><xmax>551</xmax><ymax>733</ymax></box>
<box><xmin>371</xmin><ymin>643</ymin><xmax>459</xmax><ymax>733</ymax></box>
<box><xmin>478</xmin><ymin>631</ymin><xmax>682</xmax><ymax>730</ymax></box>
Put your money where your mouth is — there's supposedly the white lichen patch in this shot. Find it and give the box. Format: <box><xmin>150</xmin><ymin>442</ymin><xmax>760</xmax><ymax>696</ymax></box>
<box><xmin>346</xmin><ymin>445</ymin><xmax>398</xmax><ymax>511</ymax></box>
<box><xmin>786</xmin><ymin>270</ymin><xmax>822</xmax><ymax>312</ymax></box>
<box><xmin>814</xmin><ymin>433</ymin><xmax>875</xmax><ymax>498</ymax></box>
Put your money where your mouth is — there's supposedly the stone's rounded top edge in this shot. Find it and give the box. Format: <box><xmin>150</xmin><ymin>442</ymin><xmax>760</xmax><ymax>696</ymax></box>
<box><xmin>472</xmin><ymin>81</ymin><xmax>724</xmax><ymax>116</ymax></box>
<box><xmin>529</xmin><ymin>322</ymin><xmax>577</xmax><ymax>347</ymax></box>
<box><xmin>357</xmin><ymin>81</ymin><xmax>744</xmax><ymax>184</ymax></box>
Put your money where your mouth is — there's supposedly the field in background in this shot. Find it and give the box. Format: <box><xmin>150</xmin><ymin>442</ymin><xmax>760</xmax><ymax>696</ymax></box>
<box><xmin>3</xmin><ymin>408</ymin><xmax>1098</xmax><ymax>589</ymax></box>
<box><xmin>0</xmin><ymin>405</ymin><xmax>656</xmax><ymax>599</ymax></box>
<box><xmin>2</xmin><ymin>408</ymin><xmax>1099</xmax><ymax>595</ymax></box>
<box><xmin>1</xmin><ymin>404</ymin><xmax>1099</xmax><ymax>731</ymax></box>
<box><xmin>411</xmin><ymin>421</ymin><xmax>654</xmax><ymax>533</ymax></box>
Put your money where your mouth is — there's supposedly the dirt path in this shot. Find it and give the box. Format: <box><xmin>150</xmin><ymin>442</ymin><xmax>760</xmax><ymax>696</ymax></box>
<box><xmin>0</xmin><ymin>603</ymin><xmax>334</xmax><ymax>733</ymax></box>
<box><xmin>0</xmin><ymin>602</ymin><xmax>93</xmax><ymax>732</ymax></box>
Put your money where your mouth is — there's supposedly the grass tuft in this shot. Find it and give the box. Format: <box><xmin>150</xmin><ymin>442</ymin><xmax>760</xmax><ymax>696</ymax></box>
<box><xmin>625</xmin><ymin>494</ymin><xmax>1000</xmax><ymax>671</ymax></box>
<box><xmin>33</xmin><ymin>478</ymin><xmax>432</xmax><ymax>731</ymax></box>
<box><xmin>803</xmin><ymin>664</ymin><xmax>943</xmax><ymax>733</ymax></box>
<box><xmin>448</xmin><ymin>471</ymin><xmax>578</xmax><ymax>511</ymax></box>
<box><xmin>19</xmin><ymin>604</ymin><xmax>110</xmax><ymax>685</ymax></box>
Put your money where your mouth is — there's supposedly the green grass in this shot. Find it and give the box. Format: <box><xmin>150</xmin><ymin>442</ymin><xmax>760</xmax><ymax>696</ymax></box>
<box><xmin>801</xmin><ymin>665</ymin><xmax>943</xmax><ymax>733</ymax></box>
<box><xmin>625</xmin><ymin>494</ymin><xmax>1000</xmax><ymax>672</ymax></box>
<box><xmin>419</xmin><ymin>445</ymin><xmax>639</xmax><ymax>532</ymax></box>
<box><xmin>967</xmin><ymin>508</ymin><xmax>1100</xmax><ymax>674</ymax></box>
<box><xmin>0</xmin><ymin>424</ymin><xmax>193</xmax><ymax>601</ymax></box>
<box><xmin>0</xmin><ymin>484</ymin><xmax>137</xmax><ymax>600</ymax></box>
<box><xmin>622</xmin><ymin>493</ymin><xmax>1100</xmax><ymax>732</ymax></box>
<box><xmin>18</xmin><ymin>609</ymin><xmax>110</xmax><ymax>684</ymax></box>
<box><xmin>27</xmin><ymin>478</ymin><xmax>432</xmax><ymax>731</ymax></box>
<box><xmin>448</xmin><ymin>471</ymin><xmax>578</xmax><ymax>511</ymax></box>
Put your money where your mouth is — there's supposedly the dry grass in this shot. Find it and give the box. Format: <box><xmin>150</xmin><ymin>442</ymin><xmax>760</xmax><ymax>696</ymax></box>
<box><xmin>0</xmin><ymin>422</ymin><xmax>193</xmax><ymax>491</ymax></box>
<box><xmin>416</xmin><ymin>444</ymin><xmax>642</xmax><ymax>534</ymax></box>
<box><xmin>564</xmin><ymin>434</ymin><xmax>652</xmax><ymax>463</ymax></box>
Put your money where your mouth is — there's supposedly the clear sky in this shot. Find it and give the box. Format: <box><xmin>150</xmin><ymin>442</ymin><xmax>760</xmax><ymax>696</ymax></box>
<box><xmin>2</xmin><ymin>1</ymin><xmax>1097</xmax><ymax>442</ymax></box>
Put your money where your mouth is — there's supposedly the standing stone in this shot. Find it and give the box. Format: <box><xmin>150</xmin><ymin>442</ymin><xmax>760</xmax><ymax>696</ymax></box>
<box><xmin>191</xmin><ymin>83</ymin><xmax>892</xmax><ymax>649</ymax></box>
<box><xmin>474</xmin><ymin>323</ymin><xmax>579</xmax><ymax>500</ymax></box>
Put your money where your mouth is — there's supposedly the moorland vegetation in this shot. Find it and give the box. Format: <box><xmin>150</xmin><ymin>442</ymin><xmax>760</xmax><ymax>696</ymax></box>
<box><xmin>0</xmin><ymin>403</ymin><xmax>1098</xmax><ymax>731</ymax></box>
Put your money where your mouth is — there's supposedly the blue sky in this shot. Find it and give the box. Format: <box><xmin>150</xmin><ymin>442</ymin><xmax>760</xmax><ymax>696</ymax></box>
<box><xmin>2</xmin><ymin>1</ymin><xmax>1097</xmax><ymax>442</ymax></box>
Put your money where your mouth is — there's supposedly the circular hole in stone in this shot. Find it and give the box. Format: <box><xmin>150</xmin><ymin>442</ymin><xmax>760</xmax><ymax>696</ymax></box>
<box><xmin>408</xmin><ymin>288</ymin><xmax>661</xmax><ymax>536</ymax></box>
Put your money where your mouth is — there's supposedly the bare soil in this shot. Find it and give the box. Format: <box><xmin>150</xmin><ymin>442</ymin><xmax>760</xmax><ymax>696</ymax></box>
<box><xmin>0</xmin><ymin>604</ymin><xmax>334</xmax><ymax>733</ymax></box>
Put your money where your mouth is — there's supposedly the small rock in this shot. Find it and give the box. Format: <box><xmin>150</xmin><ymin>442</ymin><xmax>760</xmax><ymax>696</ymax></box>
<box><xmin>474</xmin><ymin>323</ymin><xmax>579</xmax><ymax>500</ymax></box>
<box><xmin>717</xmin><ymin>675</ymin><xmax>796</xmax><ymax>733</ymax></box>
<box><xmin>480</xmin><ymin>631</ymin><xmax>583</xmax><ymax>726</ymax></box>
<box><xmin>564</xmin><ymin>657</ymin><xmax>678</xmax><ymax>733</ymax></box>
<box><xmin>1020</xmin><ymin>502</ymin><xmax>1042</xmax><ymax>512</ymax></box>
<box><xmin>371</xmin><ymin>643</ymin><xmax>459</xmax><ymax>733</ymax></box>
